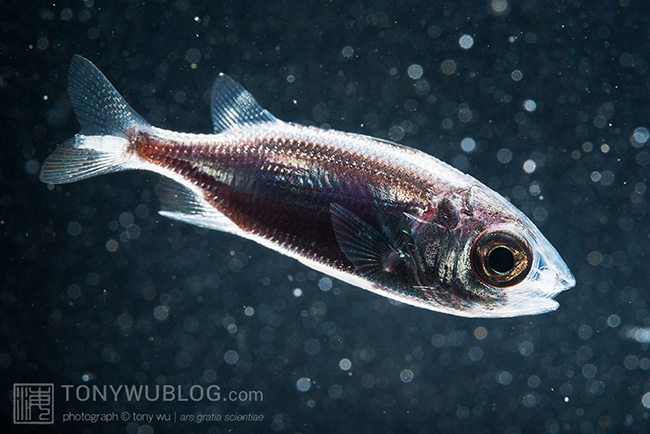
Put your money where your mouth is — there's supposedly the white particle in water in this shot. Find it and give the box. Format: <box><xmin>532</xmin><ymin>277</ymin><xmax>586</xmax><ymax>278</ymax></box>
<box><xmin>529</xmin><ymin>182</ymin><xmax>541</xmax><ymax>196</ymax></box>
<box><xmin>632</xmin><ymin>127</ymin><xmax>649</xmax><ymax>147</ymax></box>
<box><xmin>318</xmin><ymin>277</ymin><xmax>332</xmax><ymax>291</ymax></box>
<box><xmin>523</xmin><ymin>99</ymin><xmax>537</xmax><ymax>112</ymax></box>
<box><xmin>407</xmin><ymin>64</ymin><xmax>423</xmax><ymax>79</ymax></box>
<box><xmin>224</xmin><ymin>350</ymin><xmax>239</xmax><ymax>365</ymax></box>
<box><xmin>400</xmin><ymin>369</ymin><xmax>414</xmax><ymax>383</ymax></box>
<box><xmin>339</xmin><ymin>358</ymin><xmax>352</xmax><ymax>371</ymax></box>
<box><xmin>491</xmin><ymin>0</ymin><xmax>509</xmax><ymax>14</ymax></box>
<box><xmin>523</xmin><ymin>159</ymin><xmax>537</xmax><ymax>174</ymax></box>
<box><xmin>461</xmin><ymin>137</ymin><xmax>476</xmax><ymax>153</ymax></box>
<box><xmin>497</xmin><ymin>371</ymin><xmax>513</xmax><ymax>385</ymax></box>
<box><xmin>607</xmin><ymin>314</ymin><xmax>620</xmax><ymax>328</ymax></box>
<box><xmin>459</xmin><ymin>34</ymin><xmax>474</xmax><ymax>49</ymax></box>
<box><xmin>624</xmin><ymin>328</ymin><xmax>650</xmax><ymax>344</ymax></box>
<box><xmin>590</xmin><ymin>171</ymin><xmax>601</xmax><ymax>182</ymax></box>
<box><xmin>296</xmin><ymin>377</ymin><xmax>311</xmax><ymax>392</ymax></box>
<box><xmin>153</xmin><ymin>305</ymin><xmax>169</xmax><ymax>321</ymax></box>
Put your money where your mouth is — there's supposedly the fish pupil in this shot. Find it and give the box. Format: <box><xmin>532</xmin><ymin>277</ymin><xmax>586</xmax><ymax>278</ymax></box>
<box><xmin>488</xmin><ymin>247</ymin><xmax>514</xmax><ymax>273</ymax></box>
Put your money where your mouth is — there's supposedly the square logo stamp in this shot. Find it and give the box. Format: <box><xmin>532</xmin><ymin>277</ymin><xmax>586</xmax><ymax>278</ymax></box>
<box><xmin>13</xmin><ymin>383</ymin><xmax>55</xmax><ymax>424</ymax></box>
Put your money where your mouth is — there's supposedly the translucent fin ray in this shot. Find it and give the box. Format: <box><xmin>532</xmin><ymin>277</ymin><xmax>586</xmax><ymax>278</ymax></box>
<box><xmin>330</xmin><ymin>203</ymin><xmax>400</xmax><ymax>281</ymax></box>
<box><xmin>39</xmin><ymin>136</ymin><xmax>130</xmax><ymax>184</ymax></box>
<box><xmin>210</xmin><ymin>74</ymin><xmax>278</xmax><ymax>133</ymax></box>
<box><xmin>68</xmin><ymin>54</ymin><xmax>149</xmax><ymax>136</ymax></box>
<box><xmin>155</xmin><ymin>179</ymin><xmax>242</xmax><ymax>235</ymax></box>
<box><xmin>40</xmin><ymin>55</ymin><xmax>151</xmax><ymax>185</ymax></box>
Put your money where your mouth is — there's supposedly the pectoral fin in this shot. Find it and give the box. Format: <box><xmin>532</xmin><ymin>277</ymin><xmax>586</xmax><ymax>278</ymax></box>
<box><xmin>329</xmin><ymin>203</ymin><xmax>409</xmax><ymax>282</ymax></box>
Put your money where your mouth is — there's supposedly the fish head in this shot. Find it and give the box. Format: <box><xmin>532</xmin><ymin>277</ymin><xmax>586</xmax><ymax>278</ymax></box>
<box><xmin>411</xmin><ymin>185</ymin><xmax>575</xmax><ymax>318</ymax></box>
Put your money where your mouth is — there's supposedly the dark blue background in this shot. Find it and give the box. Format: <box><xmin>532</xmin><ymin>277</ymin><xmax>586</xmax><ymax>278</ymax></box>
<box><xmin>2</xmin><ymin>1</ymin><xmax>649</xmax><ymax>433</ymax></box>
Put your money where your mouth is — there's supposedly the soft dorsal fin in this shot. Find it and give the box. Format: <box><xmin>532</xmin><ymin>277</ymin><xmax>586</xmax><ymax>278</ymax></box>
<box><xmin>210</xmin><ymin>74</ymin><xmax>279</xmax><ymax>133</ymax></box>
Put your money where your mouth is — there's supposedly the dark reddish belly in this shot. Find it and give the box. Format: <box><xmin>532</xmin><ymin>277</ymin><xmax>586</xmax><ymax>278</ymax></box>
<box><xmin>131</xmin><ymin>129</ymin><xmax>430</xmax><ymax>272</ymax></box>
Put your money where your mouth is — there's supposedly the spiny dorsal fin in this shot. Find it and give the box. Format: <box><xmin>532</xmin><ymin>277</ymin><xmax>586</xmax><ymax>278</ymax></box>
<box><xmin>210</xmin><ymin>74</ymin><xmax>278</xmax><ymax>133</ymax></box>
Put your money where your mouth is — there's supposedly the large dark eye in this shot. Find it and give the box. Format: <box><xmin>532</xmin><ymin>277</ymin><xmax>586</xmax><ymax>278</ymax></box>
<box><xmin>471</xmin><ymin>231</ymin><xmax>532</xmax><ymax>287</ymax></box>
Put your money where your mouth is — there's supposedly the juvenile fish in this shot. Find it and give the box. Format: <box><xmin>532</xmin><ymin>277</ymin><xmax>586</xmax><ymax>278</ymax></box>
<box><xmin>40</xmin><ymin>55</ymin><xmax>575</xmax><ymax>318</ymax></box>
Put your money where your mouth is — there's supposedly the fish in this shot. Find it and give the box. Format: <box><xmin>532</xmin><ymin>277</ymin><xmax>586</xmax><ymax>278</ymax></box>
<box><xmin>39</xmin><ymin>55</ymin><xmax>575</xmax><ymax>318</ymax></box>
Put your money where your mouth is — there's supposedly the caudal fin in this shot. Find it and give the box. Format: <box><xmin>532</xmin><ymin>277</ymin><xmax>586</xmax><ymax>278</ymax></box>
<box><xmin>39</xmin><ymin>55</ymin><xmax>150</xmax><ymax>184</ymax></box>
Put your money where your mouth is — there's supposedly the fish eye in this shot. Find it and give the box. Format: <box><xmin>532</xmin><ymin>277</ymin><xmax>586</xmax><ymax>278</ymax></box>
<box><xmin>471</xmin><ymin>231</ymin><xmax>532</xmax><ymax>287</ymax></box>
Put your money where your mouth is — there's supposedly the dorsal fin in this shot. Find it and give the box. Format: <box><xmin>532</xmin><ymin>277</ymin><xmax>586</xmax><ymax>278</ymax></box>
<box><xmin>210</xmin><ymin>74</ymin><xmax>278</xmax><ymax>133</ymax></box>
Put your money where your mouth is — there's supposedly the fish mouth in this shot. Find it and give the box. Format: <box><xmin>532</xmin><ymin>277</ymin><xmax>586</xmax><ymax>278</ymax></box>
<box><xmin>526</xmin><ymin>228</ymin><xmax>576</xmax><ymax>298</ymax></box>
<box><xmin>543</xmin><ymin>252</ymin><xmax>576</xmax><ymax>297</ymax></box>
<box><xmin>534</xmin><ymin>261</ymin><xmax>575</xmax><ymax>299</ymax></box>
<box><xmin>556</xmin><ymin>266</ymin><xmax>576</xmax><ymax>292</ymax></box>
<box><xmin>489</xmin><ymin>254</ymin><xmax>575</xmax><ymax>318</ymax></box>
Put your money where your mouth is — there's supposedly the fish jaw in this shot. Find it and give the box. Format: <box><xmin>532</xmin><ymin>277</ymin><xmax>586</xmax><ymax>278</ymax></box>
<box><xmin>516</xmin><ymin>223</ymin><xmax>576</xmax><ymax>300</ymax></box>
<box><xmin>462</xmin><ymin>220</ymin><xmax>576</xmax><ymax>318</ymax></box>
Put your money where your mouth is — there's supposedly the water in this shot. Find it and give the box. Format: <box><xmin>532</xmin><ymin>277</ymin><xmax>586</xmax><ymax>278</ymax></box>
<box><xmin>2</xmin><ymin>1</ymin><xmax>649</xmax><ymax>432</ymax></box>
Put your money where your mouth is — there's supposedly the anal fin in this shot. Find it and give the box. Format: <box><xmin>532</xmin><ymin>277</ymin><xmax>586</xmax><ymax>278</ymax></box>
<box><xmin>155</xmin><ymin>178</ymin><xmax>242</xmax><ymax>236</ymax></box>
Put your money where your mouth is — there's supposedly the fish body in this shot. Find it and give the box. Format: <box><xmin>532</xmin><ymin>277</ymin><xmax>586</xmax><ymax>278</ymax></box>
<box><xmin>40</xmin><ymin>55</ymin><xmax>575</xmax><ymax>318</ymax></box>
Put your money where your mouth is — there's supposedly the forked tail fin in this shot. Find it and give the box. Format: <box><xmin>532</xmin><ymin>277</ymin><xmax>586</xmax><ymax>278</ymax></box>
<box><xmin>39</xmin><ymin>55</ymin><xmax>150</xmax><ymax>184</ymax></box>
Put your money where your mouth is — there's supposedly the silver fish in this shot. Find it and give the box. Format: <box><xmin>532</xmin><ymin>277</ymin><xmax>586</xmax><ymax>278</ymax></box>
<box><xmin>40</xmin><ymin>55</ymin><xmax>575</xmax><ymax>318</ymax></box>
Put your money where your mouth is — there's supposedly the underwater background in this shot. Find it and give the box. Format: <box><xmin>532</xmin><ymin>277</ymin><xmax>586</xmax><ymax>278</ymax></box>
<box><xmin>2</xmin><ymin>1</ymin><xmax>649</xmax><ymax>432</ymax></box>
